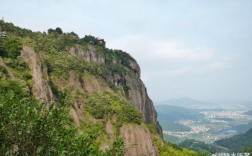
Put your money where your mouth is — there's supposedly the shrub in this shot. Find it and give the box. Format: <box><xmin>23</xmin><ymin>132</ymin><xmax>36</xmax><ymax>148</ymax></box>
<box><xmin>0</xmin><ymin>80</ymin><xmax>104</xmax><ymax>155</ymax></box>
<box><xmin>0</xmin><ymin>37</ymin><xmax>22</xmax><ymax>59</ymax></box>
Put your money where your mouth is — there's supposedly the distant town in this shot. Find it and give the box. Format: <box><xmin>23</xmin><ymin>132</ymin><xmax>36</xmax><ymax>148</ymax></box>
<box><xmin>163</xmin><ymin>110</ymin><xmax>252</xmax><ymax>143</ymax></box>
<box><xmin>201</xmin><ymin>111</ymin><xmax>251</xmax><ymax>119</ymax></box>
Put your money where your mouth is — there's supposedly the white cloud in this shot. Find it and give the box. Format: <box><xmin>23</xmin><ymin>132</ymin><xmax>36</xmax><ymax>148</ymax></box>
<box><xmin>168</xmin><ymin>61</ymin><xmax>230</xmax><ymax>76</ymax></box>
<box><xmin>150</xmin><ymin>41</ymin><xmax>214</xmax><ymax>61</ymax></box>
<box><xmin>107</xmin><ymin>35</ymin><xmax>233</xmax><ymax>78</ymax></box>
<box><xmin>107</xmin><ymin>35</ymin><xmax>214</xmax><ymax>62</ymax></box>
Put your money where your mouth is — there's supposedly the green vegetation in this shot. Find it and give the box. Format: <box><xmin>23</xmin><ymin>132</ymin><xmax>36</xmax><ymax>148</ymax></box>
<box><xmin>147</xmin><ymin>123</ymin><xmax>199</xmax><ymax>156</ymax></box>
<box><xmin>48</xmin><ymin>27</ymin><xmax>63</xmax><ymax>34</ymax></box>
<box><xmin>0</xmin><ymin>36</ymin><xmax>22</xmax><ymax>59</ymax></box>
<box><xmin>43</xmin><ymin>51</ymin><xmax>108</xmax><ymax>79</ymax></box>
<box><xmin>215</xmin><ymin>128</ymin><xmax>252</xmax><ymax>152</ymax></box>
<box><xmin>0</xmin><ymin>80</ymin><xmax>112</xmax><ymax>155</ymax></box>
<box><xmin>85</xmin><ymin>91</ymin><xmax>143</xmax><ymax>127</ymax></box>
<box><xmin>179</xmin><ymin>139</ymin><xmax>227</xmax><ymax>156</ymax></box>
<box><xmin>164</xmin><ymin>134</ymin><xmax>181</xmax><ymax>144</ymax></box>
<box><xmin>158</xmin><ymin>141</ymin><xmax>198</xmax><ymax>156</ymax></box>
<box><xmin>229</xmin><ymin>121</ymin><xmax>252</xmax><ymax>133</ymax></box>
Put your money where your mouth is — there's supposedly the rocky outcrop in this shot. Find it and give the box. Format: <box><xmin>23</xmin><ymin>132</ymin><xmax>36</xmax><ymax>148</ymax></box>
<box><xmin>108</xmin><ymin>64</ymin><xmax>157</xmax><ymax>124</ymax></box>
<box><xmin>69</xmin><ymin>45</ymin><xmax>105</xmax><ymax>64</ymax></box>
<box><xmin>120</xmin><ymin>124</ymin><xmax>158</xmax><ymax>156</ymax></box>
<box><xmin>125</xmin><ymin>74</ymin><xmax>157</xmax><ymax>123</ymax></box>
<box><xmin>68</xmin><ymin>72</ymin><xmax>110</xmax><ymax>93</ymax></box>
<box><xmin>21</xmin><ymin>46</ymin><xmax>54</xmax><ymax>105</ymax></box>
<box><xmin>100</xmin><ymin>120</ymin><xmax>116</xmax><ymax>151</ymax></box>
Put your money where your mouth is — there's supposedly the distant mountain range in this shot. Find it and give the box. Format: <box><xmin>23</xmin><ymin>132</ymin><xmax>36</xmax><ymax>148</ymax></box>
<box><xmin>155</xmin><ymin>97</ymin><xmax>252</xmax><ymax>110</ymax></box>
<box><xmin>156</xmin><ymin>105</ymin><xmax>204</xmax><ymax>121</ymax></box>
<box><xmin>155</xmin><ymin>97</ymin><xmax>217</xmax><ymax>109</ymax></box>
<box><xmin>155</xmin><ymin>105</ymin><xmax>204</xmax><ymax>132</ymax></box>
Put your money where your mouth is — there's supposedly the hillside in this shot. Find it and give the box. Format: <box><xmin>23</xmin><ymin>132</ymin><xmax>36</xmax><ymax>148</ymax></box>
<box><xmin>229</xmin><ymin>121</ymin><xmax>252</xmax><ymax>133</ymax></box>
<box><xmin>0</xmin><ymin>20</ymin><xmax>198</xmax><ymax>155</ymax></box>
<box><xmin>156</xmin><ymin>105</ymin><xmax>203</xmax><ymax>132</ymax></box>
<box><xmin>214</xmin><ymin>128</ymin><xmax>252</xmax><ymax>152</ymax></box>
<box><xmin>179</xmin><ymin>139</ymin><xmax>228</xmax><ymax>156</ymax></box>
<box><xmin>156</xmin><ymin>105</ymin><xmax>204</xmax><ymax>121</ymax></box>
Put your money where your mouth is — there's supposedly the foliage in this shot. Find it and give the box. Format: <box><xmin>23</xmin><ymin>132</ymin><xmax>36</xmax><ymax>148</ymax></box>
<box><xmin>104</xmin><ymin>48</ymin><xmax>136</xmax><ymax>72</ymax></box>
<box><xmin>0</xmin><ymin>80</ymin><xmax>108</xmax><ymax>155</ymax></box>
<box><xmin>0</xmin><ymin>36</ymin><xmax>22</xmax><ymax>59</ymax></box>
<box><xmin>179</xmin><ymin>139</ymin><xmax>226</xmax><ymax>156</ymax></box>
<box><xmin>156</xmin><ymin>140</ymin><xmax>198</xmax><ymax>156</ymax></box>
<box><xmin>0</xmin><ymin>20</ymin><xmax>33</xmax><ymax>38</ymax></box>
<box><xmin>47</xmin><ymin>27</ymin><xmax>63</xmax><ymax>34</ymax></box>
<box><xmin>43</xmin><ymin>51</ymin><xmax>108</xmax><ymax>79</ymax></box>
<box><xmin>0</xmin><ymin>66</ymin><xmax>8</xmax><ymax>79</ymax></box>
<box><xmin>79</xmin><ymin>35</ymin><xmax>99</xmax><ymax>45</ymax></box>
<box><xmin>86</xmin><ymin>91</ymin><xmax>143</xmax><ymax>125</ymax></box>
<box><xmin>105</xmin><ymin>137</ymin><xmax>125</xmax><ymax>156</ymax></box>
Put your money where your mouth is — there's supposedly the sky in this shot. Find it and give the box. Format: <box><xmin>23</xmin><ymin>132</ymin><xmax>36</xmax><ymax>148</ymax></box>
<box><xmin>1</xmin><ymin>0</ymin><xmax>252</xmax><ymax>102</ymax></box>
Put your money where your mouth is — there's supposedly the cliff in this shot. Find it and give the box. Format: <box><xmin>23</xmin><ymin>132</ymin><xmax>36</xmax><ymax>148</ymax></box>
<box><xmin>69</xmin><ymin>44</ymin><xmax>158</xmax><ymax>124</ymax></box>
<box><xmin>0</xmin><ymin>21</ymin><xmax>197</xmax><ymax>156</ymax></box>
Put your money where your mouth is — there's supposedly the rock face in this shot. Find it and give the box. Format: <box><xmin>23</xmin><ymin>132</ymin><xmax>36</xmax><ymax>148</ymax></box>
<box><xmin>68</xmin><ymin>71</ymin><xmax>110</xmax><ymax>93</ymax></box>
<box><xmin>20</xmin><ymin>45</ymin><xmax>161</xmax><ymax>156</ymax></box>
<box><xmin>69</xmin><ymin>45</ymin><xmax>105</xmax><ymax>64</ymax></box>
<box><xmin>120</xmin><ymin>124</ymin><xmax>158</xmax><ymax>156</ymax></box>
<box><xmin>69</xmin><ymin>45</ymin><xmax>158</xmax><ymax>124</ymax></box>
<box><xmin>21</xmin><ymin>46</ymin><xmax>54</xmax><ymax>105</ymax></box>
<box><xmin>125</xmin><ymin>74</ymin><xmax>157</xmax><ymax>123</ymax></box>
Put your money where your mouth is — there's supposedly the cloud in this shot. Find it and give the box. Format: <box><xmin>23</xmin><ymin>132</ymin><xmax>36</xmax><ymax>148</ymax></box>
<box><xmin>107</xmin><ymin>35</ymin><xmax>234</xmax><ymax>79</ymax></box>
<box><xmin>167</xmin><ymin>61</ymin><xmax>230</xmax><ymax>76</ymax></box>
<box><xmin>107</xmin><ymin>35</ymin><xmax>214</xmax><ymax>62</ymax></box>
<box><xmin>150</xmin><ymin>41</ymin><xmax>214</xmax><ymax>61</ymax></box>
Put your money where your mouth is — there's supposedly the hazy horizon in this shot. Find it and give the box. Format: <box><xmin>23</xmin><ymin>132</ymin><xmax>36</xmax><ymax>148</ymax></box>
<box><xmin>1</xmin><ymin>0</ymin><xmax>252</xmax><ymax>102</ymax></box>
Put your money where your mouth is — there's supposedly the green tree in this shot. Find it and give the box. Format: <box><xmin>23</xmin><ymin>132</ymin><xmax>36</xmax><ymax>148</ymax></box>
<box><xmin>55</xmin><ymin>27</ymin><xmax>63</xmax><ymax>34</ymax></box>
<box><xmin>0</xmin><ymin>80</ymin><xmax>103</xmax><ymax>155</ymax></box>
<box><xmin>47</xmin><ymin>27</ymin><xmax>63</xmax><ymax>35</ymax></box>
<box><xmin>0</xmin><ymin>37</ymin><xmax>22</xmax><ymax>59</ymax></box>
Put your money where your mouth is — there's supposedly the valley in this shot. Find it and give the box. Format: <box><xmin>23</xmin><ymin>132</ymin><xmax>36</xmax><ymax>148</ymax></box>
<box><xmin>156</xmin><ymin>101</ymin><xmax>252</xmax><ymax>144</ymax></box>
<box><xmin>164</xmin><ymin>112</ymin><xmax>252</xmax><ymax>143</ymax></box>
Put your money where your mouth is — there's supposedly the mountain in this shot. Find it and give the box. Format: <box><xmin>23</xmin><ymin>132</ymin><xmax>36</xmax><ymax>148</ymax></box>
<box><xmin>156</xmin><ymin>97</ymin><xmax>215</xmax><ymax>109</ymax></box>
<box><xmin>156</xmin><ymin>105</ymin><xmax>204</xmax><ymax>121</ymax></box>
<box><xmin>214</xmin><ymin>128</ymin><xmax>252</xmax><ymax>152</ymax></box>
<box><xmin>229</xmin><ymin>121</ymin><xmax>252</xmax><ymax>133</ymax></box>
<box><xmin>241</xmin><ymin>101</ymin><xmax>252</xmax><ymax>110</ymax></box>
<box><xmin>156</xmin><ymin>105</ymin><xmax>204</xmax><ymax>132</ymax></box>
<box><xmin>244</xmin><ymin>110</ymin><xmax>252</xmax><ymax>116</ymax></box>
<box><xmin>0</xmin><ymin>20</ymin><xmax>198</xmax><ymax>155</ymax></box>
